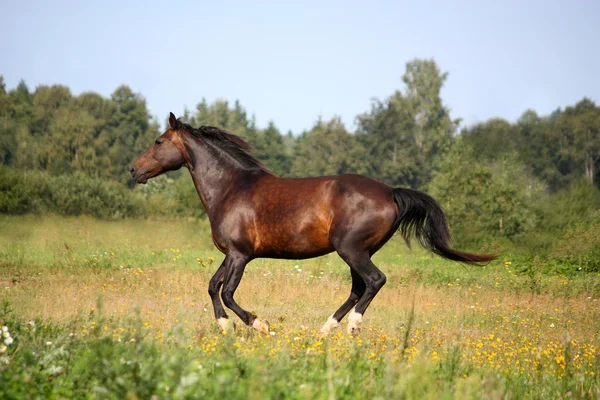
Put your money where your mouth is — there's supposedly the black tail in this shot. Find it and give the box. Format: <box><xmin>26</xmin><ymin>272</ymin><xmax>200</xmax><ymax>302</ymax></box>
<box><xmin>392</xmin><ymin>188</ymin><xmax>497</xmax><ymax>265</ymax></box>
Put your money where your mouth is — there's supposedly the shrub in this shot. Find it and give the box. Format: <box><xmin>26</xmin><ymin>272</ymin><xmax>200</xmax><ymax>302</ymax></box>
<box><xmin>428</xmin><ymin>142</ymin><xmax>543</xmax><ymax>248</ymax></box>
<box><xmin>46</xmin><ymin>172</ymin><xmax>146</xmax><ymax>218</ymax></box>
<box><xmin>0</xmin><ymin>167</ymin><xmax>38</xmax><ymax>214</ymax></box>
<box><xmin>0</xmin><ymin>168</ymin><xmax>147</xmax><ymax>218</ymax></box>
<box><xmin>549</xmin><ymin>223</ymin><xmax>600</xmax><ymax>273</ymax></box>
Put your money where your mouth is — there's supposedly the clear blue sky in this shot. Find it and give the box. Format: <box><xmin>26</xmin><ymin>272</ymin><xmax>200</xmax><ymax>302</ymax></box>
<box><xmin>2</xmin><ymin>0</ymin><xmax>599</xmax><ymax>134</ymax></box>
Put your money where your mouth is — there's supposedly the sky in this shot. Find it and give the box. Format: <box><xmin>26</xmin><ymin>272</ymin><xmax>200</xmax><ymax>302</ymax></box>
<box><xmin>1</xmin><ymin>0</ymin><xmax>599</xmax><ymax>134</ymax></box>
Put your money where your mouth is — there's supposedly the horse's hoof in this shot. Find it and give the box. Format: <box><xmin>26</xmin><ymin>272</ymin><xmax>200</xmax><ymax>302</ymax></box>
<box><xmin>217</xmin><ymin>318</ymin><xmax>236</xmax><ymax>333</ymax></box>
<box><xmin>252</xmin><ymin>318</ymin><xmax>270</xmax><ymax>335</ymax></box>
<box><xmin>348</xmin><ymin>326</ymin><xmax>361</xmax><ymax>335</ymax></box>
<box><xmin>319</xmin><ymin>316</ymin><xmax>340</xmax><ymax>338</ymax></box>
<box><xmin>347</xmin><ymin>310</ymin><xmax>363</xmax><ymax>335</ymax></box>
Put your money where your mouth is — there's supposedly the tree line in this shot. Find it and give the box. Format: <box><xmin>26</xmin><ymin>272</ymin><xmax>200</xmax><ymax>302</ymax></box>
<box><xmin>1</xmin><ymin>59</ymin><xmax>599</xmax><ymax>270</ymax></box>
<box><xmin>2</xmin><ymin>59</ymin><xmax>598</xmax><ymax>190</ymax></box>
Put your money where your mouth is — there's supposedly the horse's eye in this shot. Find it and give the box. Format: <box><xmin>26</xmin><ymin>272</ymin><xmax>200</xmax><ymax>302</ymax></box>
<box><xmin>155</xmin><ymin>139</ymin><xmax>163</xmax><ymax>145</ymax></box>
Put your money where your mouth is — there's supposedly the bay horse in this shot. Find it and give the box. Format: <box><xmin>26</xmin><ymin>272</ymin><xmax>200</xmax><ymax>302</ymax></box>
<box><xmin>130</xmin><ymin>113</ymin><xmax>496</xmax><ymax>336</ymax></box>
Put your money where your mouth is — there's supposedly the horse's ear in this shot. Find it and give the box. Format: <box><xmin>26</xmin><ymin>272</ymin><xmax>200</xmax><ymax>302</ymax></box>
<box><xmin>169</xmin><ymin>112</ymin><xmax>178</xmax><ymax>129</ymax></box>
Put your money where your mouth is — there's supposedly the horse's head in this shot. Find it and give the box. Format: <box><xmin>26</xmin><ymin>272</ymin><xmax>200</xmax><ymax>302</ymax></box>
<box><xmin>130</xmin><ymin>112</ymin><xmax>189</xmax><ymax>184</ymax></box>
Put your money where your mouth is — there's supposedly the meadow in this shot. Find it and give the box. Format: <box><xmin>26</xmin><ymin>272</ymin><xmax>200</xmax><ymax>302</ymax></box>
<box><xmin>0</xmin><ymin>215</ymin><xmax>598</xmax><ymax>399</ymax></box>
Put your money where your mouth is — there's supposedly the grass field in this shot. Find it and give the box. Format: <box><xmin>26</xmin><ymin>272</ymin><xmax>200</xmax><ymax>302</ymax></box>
<box><xmin>0</xmin><ymin>215</ymin><xmax>599</xmax><ymax>399</ymax></box>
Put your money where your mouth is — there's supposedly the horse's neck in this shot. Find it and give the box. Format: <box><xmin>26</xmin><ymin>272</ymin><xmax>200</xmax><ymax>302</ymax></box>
<box><xmin>186</xmin><ymin>139</ymin><xmax>261</xmax><ymax>216</ymax></box>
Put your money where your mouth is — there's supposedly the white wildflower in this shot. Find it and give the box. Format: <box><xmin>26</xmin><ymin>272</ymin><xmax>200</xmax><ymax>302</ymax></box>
<box><xmin>4</xmin><ymin>336</ymin><xmax>13</xmax><ymax>345</ymax></box>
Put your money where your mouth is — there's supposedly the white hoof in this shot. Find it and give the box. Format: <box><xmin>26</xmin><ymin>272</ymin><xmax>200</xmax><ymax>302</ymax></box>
<box><xmin>319</xmin><ymin>316</ymin><xmax>340</xmax><ymax>337</ymax></box>
<box><xmin>347</xmin><ymin>309</ymin><xmax>363</xmax><ymax>334</ymax></box>
<box><xmin>252</xmin><ymin>318</ymin><xmax>270</xmax><ymax>335</ymax></box>
<box><xmin>217</xmin><ymin>318</ymin><xmax>235</xmax><ymax>332</ymax></box>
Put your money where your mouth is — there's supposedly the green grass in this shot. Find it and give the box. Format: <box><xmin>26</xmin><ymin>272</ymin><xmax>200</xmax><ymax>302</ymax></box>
<box><xmin>0</xmin><ymin>215</ymin><xmax>599</xmax><ymax>399</ymax></box>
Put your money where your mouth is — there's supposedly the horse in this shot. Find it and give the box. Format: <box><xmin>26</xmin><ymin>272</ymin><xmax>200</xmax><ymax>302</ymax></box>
<box><xmin>130</xmin><ymin>112</ymin><xmax>496</xmax><ymax>336</ymax></box>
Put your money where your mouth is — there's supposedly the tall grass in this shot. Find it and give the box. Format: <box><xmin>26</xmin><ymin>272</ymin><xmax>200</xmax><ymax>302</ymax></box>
<box><xmin>0</xmin><ymin>215</ymin><xmax>599</xmax><ymax>399</ymax></box>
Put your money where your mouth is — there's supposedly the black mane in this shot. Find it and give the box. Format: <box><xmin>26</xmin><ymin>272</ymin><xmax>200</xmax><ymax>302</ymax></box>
<box><xmin>178</xmin><ymin>120</ymin><xmax>273</xmax><ymax>175</ymax></box>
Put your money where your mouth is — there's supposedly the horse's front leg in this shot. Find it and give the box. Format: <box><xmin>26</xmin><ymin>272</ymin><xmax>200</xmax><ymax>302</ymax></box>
<box><xmin>220</xmin><ymin>253</ymin><xmax>270</xmax><ymax>334</ymax></box>
<box><xmin>208</xmin><ymin>257</ymin><xmax>232</xmax><ymax>331</ymax></box>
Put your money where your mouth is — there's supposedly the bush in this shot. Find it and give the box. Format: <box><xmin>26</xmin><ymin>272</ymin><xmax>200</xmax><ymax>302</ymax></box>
<box><xmin>0</xmin><ymin>167</ymin><xmax>36</xmax><ymax>214</ymax></box>
<box><xmin>46</xmin><ymin>172</ymin><xmax>146</xmax><ymax>218</ymax></box>
<box><xmin>0</xmin><ymin>167</ymin><xmax>208</xmax><ymax>219</ymax></box>
<box><xmin>549</xmin><ymin>223</ymin><xmax>600</xmax><ymax>273</ymax></box>
<box><xmin>428</xmin><ymin>142</ymin><xmax>543</xmax><ymax>248</ymax></box>
<box><xmin>136</xmin><ymin>174</ymin><xmax>206</xmax><ymax>219</ymax></box>
<box><xmin>0</xmin><ymin>167</ymin><xmax>147</xmax><ymax>218</ymax></box>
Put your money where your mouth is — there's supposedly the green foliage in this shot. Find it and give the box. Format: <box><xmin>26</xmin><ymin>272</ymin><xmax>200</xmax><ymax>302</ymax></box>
<box><xmin>137</xmin><ymin>174</ymin><xmax>206</xmax><ymax>219</ymax></box>
<box><xmin>428</xmin><ymin>141</ymin><xmax>543</xmax><ymax>247</ymax></box>
<box><xmin>549</xmin><ymin>223</ymin><xmax>600</xmax><ymax>273</ymax></box>
<box><xmin>356</xmin><ymin>59</ymin><xmax>457</xmax><ymax>188</ymax></box>
<box><xmin>253</xmin><ymin>121</ymin><xmax>292</xmax><ymax>176</ymax></box>
<box><xmin>460</xmin><ymin>118</ymin><xmax>517</xmax><ymax>162</ymax></box>
<box><xmin>0</xmin><ymin>167</ymin><xmax>37</xmax><ymax>214</ymax></box>
<box><xmin>462</xmin><ymin>99</ymin><xmax>600</xmax><ymax>191</ymax></box>
<box><xmin>1</xmin><ymin>62</ymin><xmax>600</xmax><ymax>265</ymax></box>
<box><xmin>0</xmin><ymin>313</ymin><xmax>583</xmax><ymax>400</ymax></box>
<box><xmin>46</xmin><ymin>172</ymin><xmax>145</xmax><ymax>219</ymax></box>
<box><xmin>356</xmin><ymin>91</ymin><xmax>422</xmax><ymax>187</ymax></box>
<box><xmin>292</xmin><ymin>117</ymin><xmax>365</xmax><ymax>177</ymax></box>
<box><xmin>539</xmin><ymin>181</ymin><xmax>600</xmax><ymax>233</ymax></box>
<box><xmin>0</xmin><ymin>82</ymin><xmax>158</xmax><ymax>185</ymax></box>
<box><xmin>0</xmin><ymin>167</ymin><xmax>146</xmax><ymax>219</ymax></box>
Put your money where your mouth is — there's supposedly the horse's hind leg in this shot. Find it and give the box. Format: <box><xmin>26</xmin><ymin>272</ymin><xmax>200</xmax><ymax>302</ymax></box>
<box><xmin>319</xmin><ymin>269</ymin><xmax>365</xmax><ymax>336</ymax></box>
<box><xmin>220</xmin><ymin>253</ymin><xmax>270</xmax><ymax>334</ymax></box>
<box><xmin>336</xmin><ymin>249</ymin><xmax>387</xmax><ymax>334</ymax></box>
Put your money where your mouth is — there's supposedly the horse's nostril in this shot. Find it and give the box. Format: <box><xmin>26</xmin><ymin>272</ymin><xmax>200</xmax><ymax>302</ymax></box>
<box><xmin>129</xmin><ymin>166</ymin><xmax>135</xmax><ymax>174</ymax></box>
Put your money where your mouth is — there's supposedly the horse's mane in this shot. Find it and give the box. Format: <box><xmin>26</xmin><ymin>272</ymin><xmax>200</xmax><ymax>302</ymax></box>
<box><xmin>177</xmin><ymin>120</ymin><xmax>273</xmax><ymax>175</ymax></box>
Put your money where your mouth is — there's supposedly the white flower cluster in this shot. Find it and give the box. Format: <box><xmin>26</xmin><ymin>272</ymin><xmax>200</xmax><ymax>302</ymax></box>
<box><xmin>1</xmin><ymin>325</ymin><xmax>13</xmax><ymax>354</ymax></box>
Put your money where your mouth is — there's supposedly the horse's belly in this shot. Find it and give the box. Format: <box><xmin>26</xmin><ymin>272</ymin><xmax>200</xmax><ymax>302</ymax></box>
<box><xmin>253</xmin><ymin>217</ymin><xmax>333</xmax><ymax>259</ymax></box>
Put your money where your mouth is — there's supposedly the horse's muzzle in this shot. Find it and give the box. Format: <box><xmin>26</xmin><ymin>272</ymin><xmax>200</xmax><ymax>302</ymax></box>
<box><xmin>129</xmin><ymin>166</ymin><xmax>148</xmax><ymax>184</ymax></box>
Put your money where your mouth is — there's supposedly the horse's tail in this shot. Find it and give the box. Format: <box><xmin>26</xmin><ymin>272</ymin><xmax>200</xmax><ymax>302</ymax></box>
<box><xmin>392</xmin><ymin>187</ymin><xmax>497</xmax><ymax>265</ymax></box>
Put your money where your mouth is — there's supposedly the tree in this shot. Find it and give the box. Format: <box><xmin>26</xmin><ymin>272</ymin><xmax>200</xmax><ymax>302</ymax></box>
<box><xmin>0</xmin><ymin>76</ymin><xmax>13</xmax><ymax>164</ymax></box>
<box><xmin>428</xmin><ymin>139</ymin><xmax>544</xmax><ymax>247</ymax></box>
<box><xmin>460</xmin><ymin>118</ymin><xmax>518</xmax><ymax>162</ymax></box>
<box><xmin>560</xmin><ymin>99</ymin><xmax>600</xmax><ymax>186</ymax></box>
<box><xmin>356</xmin><ymin>91</ymin><xmax>422</xmax><ymax>187</ymax></box>
<box><xmin>356</xmin><ymin>59</ymin><xmax>458</xmax><ymax>188</ymax></box>
<box><xmin>403</xmin><ymin>59</ymin><xmax>459</xmax><ymax>164</ymax></box>
<box><xmin>515</xmin><ymin>109</ymin><xmax>564</xmax><ymax>190</ymax></box>
<box><xmin>193</xmin><ymin>98</ymin><xmax>252</xmax><ymax>138</ymax></box>
<box><xmin>104</xmin><ymin>85</ymin><xmax>156</xmax><ymax>184</ymax></box>
<box><xmin>255</xmin><ymin>121</ymin><xmax>291</xmax><ymax>176</ymax></box>
<box><xmin>292</xmin><ymin>117</ymin><xmax>365</xmax><ymax>177</ymax></box>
